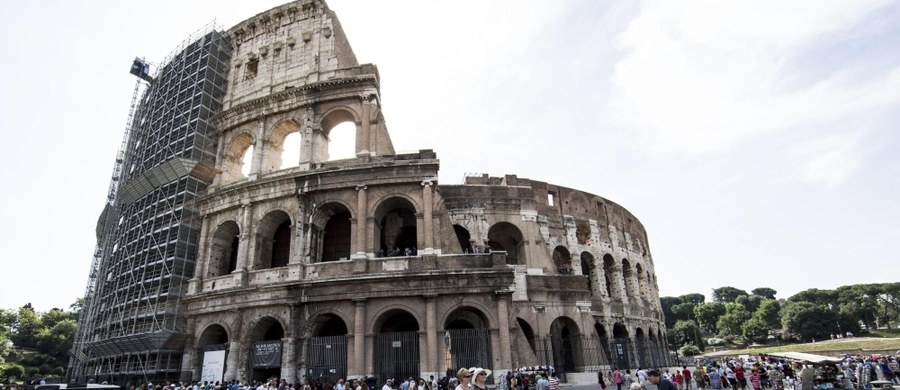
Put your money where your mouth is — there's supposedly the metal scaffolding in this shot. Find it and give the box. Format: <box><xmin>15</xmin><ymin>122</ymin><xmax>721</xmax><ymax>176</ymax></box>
<box><xmin>68</xmin><ymin>24</ymin><xmax>230</xmax><ymax>386</ymax></box>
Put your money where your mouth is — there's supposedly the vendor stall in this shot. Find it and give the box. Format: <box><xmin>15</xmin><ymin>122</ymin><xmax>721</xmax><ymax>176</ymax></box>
<box><xmin>765</xmin><ymin>352</ymin><xmax>845</xmax><ymax>389</ymax></box>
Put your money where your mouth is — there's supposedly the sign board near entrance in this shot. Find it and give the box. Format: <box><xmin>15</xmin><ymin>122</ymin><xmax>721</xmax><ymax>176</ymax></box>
<box><xmin>392</xmin><ymin>341</ymin><xmax>402</xmax><ymax>348</ymax></box>
<box><xmin>202</xmin><ymin>350</ymin><xmax>226</xmax><ymax>383</ymax></box>
<box><xmin>252</xmin><ymin>341</ymin><xmax>283</xmax><ymax>368</ymax></box>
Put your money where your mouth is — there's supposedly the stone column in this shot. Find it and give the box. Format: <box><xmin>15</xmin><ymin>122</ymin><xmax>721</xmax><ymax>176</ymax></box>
<box><xmin>352</xmin><ymin>299</ymin><xmax>367</xmax><ymax>378</ymax></box>
<box><xmin>354</xmin><ymin>185</ymin><xmax>368</xmax><ymax>257</ymax></box>
<box><xmin>282</xmin><ymin>336</ymin><xmax>297</xmax><ymax>383</ymax></box>
<box><xmin>366</xmin><ymin>216</ymin><xmax>376</xmax><ymax>255</ymax></box>
<box><xmin>358</xmin><ymin>93</ymin><xmax>373</xmax><ymax>156</ymax></box>
<box><xmin>421</xmin><ymin>180</ymin><xmax>434</xmax><ymax>253</ymax></box>
<box><xmin>225</xmin><ymin>310</ymin><xmax>244</xmax><ymax>381</ymax></box>
<box><xmin>190</xmin><ymin>216</ymin><xmax>212</xmax><ymax>294</ymax></box>
<box><xmin>424</xmin><ymin>295</ymin><xmax>438</xmax><ymax>376</ymax></box>
<box><xmin>250</xmin><ymin>120</ymin><xmax>266</xmax><ymax>179</ymax></box>
<box><xmin>613</xmin><ymin>264</ymin><xmax>628</xmax><ymax>303</ymax></box>
<box><xmin>234</xmin><ymin>202</ymin><xmax>253</xmax><ymax>285</ymax></box>
<box><xmin>180</xmin><ymin>317</ymin><xmax>197</xmax><ymax>382</ymax></box>
<box><xmin>495</xmin><ymin>292</ymin><xmax>512</xmax><ymax>372</ymax></box>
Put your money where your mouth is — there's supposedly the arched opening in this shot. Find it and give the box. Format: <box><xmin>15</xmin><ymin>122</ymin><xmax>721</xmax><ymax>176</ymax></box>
<box><xmin>374</xmin><ymin>197</ymin><xmax>417</xmax><ymax>255</ymax></box>
<box><xmin>603</xmin><ymin>254</ymin><xmax>615</xmax><ymax>299</ymax></box>
<box><xmin>198</xmin><ymin>324</ymin><xmax>229</xmax><ymax>383</ymax></box>
<box><xmin>322</xmin><ymin>212</ymin><xmax>352</xmax><ymax>261</ymax></box>
<box><xmin>552</xmin><ymin>246</ymin><xmax>572</xmax><ymax>274</ymax></box>
<box><xmin>516</xmin><ymin>318</ymin><xmax>537</xmax><ymax>357</ymax></box>
<box><xmin>266</xmin><ymin>119</ymin><xmax>302</xmax><ymax>172</ymax></box>
<box><xmin>444</xmin><ymin>308</ymin><xmax>493</xmax><ymax>373</ymax></box>
<box><xmin>223</xmin><ymin>132</ymin><xmax>255</xmax><ymax>183</ymax></box>
<box><xmin>374</xmin><ymin>310</ymin><xmax>420</xmax><ymax>383</ymax></box>
<box><xmin>241</xmin><ymin>145</ymin><xmax>254</xmax><ymax>177</ymax></box>
<box><xmin>622</xmin><ymin>259</ymin><xmax>636</xmax><ymax>300</ymax></box>
<box><xmin>549</xmin><ymin>317</ymin><xmax>581</xmax><ymax>372</ymax></box>
<box><xmin>611</xmin><ymin>323</ymin><xmax>632</xmax><ymax>369</ymax></box>
<box><xmin>647</xmin><ymin>330</ymin><xmax>661</xmax><ymax>369</ymax></box>
<box><xmin>199</xmin><ymin>324</ymin><xmax>229</xmax><ymax>347</ymax></box>
<box><xmin>208</xmin><ymin>221</ymin><xmax>240</xmax><ymax>277</ymax></box>
<box><xmin>249</xmin><ymin>317</ymin><xmax>285</xmax><ymax>383</ymax></box>
<box><xmin>279</xmin><ymin>132</ymin><xmax>301</xmax><ymax>169</ymax></box>
<box><xmin>309</xmin><ymin>202</ymin><xmax>353</xmax><ymax>263</ymax></box>
<box><xmin>318</xmin><ymin>109</ymin><xmax>358</xmax><ymax>162</ymax></box>
<box><xmin>635</xmin><ymin>328</ymin><xmax>648</xmax><ymax>369</ymax></box>
<box><xmin>594</xmin><ymin>323</ymin><xmax>612</xmax><ymax>365</ymax></box>
<box><xmin>580</xmin><ymin>252</ymin><xmax>595</xmax><ymax>298</ymax></box>
<box><xmin>256</xmin><ymin>211</ymin><xmax>292</xmax><ymax>269</ymax></box>
<box><xmin>327</xmin><ymin>121</ymin><xmax>357</xmax><ymax>161</ymax></box>
<box><xmin>453</xmin><ymin>225</ymin><xmax>472</xmax><ymax>254</ymax></box>
<box><xmin>635</xmin><ymin>263</ymin><xmax>645</xmax><ymax>301</ymax></box>
<box><xmin>308</xmin><ymin>314</ymin><xmax>349</xmax><ymax>383</ymax></box>
<box><xmin>487</xmin><ymin>222</ymin><xmax>524</xmax><ymax>265</ymax></box>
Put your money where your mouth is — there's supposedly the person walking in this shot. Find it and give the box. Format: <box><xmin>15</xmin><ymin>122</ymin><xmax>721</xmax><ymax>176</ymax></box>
<box><xmin>599</xmin><ymin>370</ymin><xmax>607</xmax><ymax>390</ymax></box>
<box><xmin>613</xmin><ymin>368</ymin><xmax>624</xmax><ymax>390</ymax></box>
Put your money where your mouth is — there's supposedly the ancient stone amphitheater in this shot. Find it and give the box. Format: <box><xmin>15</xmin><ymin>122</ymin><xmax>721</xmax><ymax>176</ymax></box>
<box><xmin>70</xmin><ymin>0</ymin><xmax>668</xmax><ymax>386</ymax></box>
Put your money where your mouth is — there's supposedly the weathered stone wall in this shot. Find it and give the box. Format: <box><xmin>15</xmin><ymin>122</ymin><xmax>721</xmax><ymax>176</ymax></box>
<box><xmin>180</xmin><ymin>0</ymin><xmax>667</xmax><ymax>385</ymax></box>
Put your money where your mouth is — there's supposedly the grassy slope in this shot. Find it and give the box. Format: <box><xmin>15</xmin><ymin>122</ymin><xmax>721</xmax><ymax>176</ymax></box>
<box><xmin>703</xmin><ymin>337</ymin><xmax>900</xmax><ymax>356</ymax></box>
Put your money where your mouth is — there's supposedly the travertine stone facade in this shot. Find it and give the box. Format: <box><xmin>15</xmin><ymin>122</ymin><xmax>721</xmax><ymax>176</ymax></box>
<box><xmin>181</xmin><ymin>0</ymin><xmax>667</xmax><ymax>386</ymax></box>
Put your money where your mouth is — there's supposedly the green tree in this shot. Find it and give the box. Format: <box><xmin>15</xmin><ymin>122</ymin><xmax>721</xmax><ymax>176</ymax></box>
<box><xmin>788</xmin><ymin>288</ymin><xmax>836</xmax><ymax>307</ymax></box>
<box><xmin>781</xmin><ymin>301</ymin><xmax>839</xmax><ymax>341</ymax></box>
<box><xmin>36</xmin><ymin>319</ymin><xmax>77</xmax><ymax>365</ymax></box>
<box><xmin>672</xmin><ymin>302</ymin><xmax>697</xmax><ymax>321</ymax></box>
<box><xmin>11</xmin><ymin>304</ymin><xmax>41</xmax><ymax>349</ymax></box>
<box><xmin>751</xmin><ymin>288</ymin><xmax>777</xmax><ymax>300</ymax></box>
<box><xmin>694</xmin><ymin>302</ymin><xmax>726</xmax><ymax>333</ymax></box>
<box><xmin>736</xmin><ymin>295</ymin><xmax>762</xmax><ymax>313</ymax></box>
<box><xmin>836</xmin><ymin>285</ymin><xmax>876</xmax><ymax>330</ymax></box>
<box><xmin>2</xmin><ymin>363</ymin><xmax>25</xmax><ymax>381</ymax></box>
<box><xmin>69</xmin><ymin>297</ymin><xmax>84</xmax><ymax>321</ymax></box>
<box><xmin>679</xmin><ymin>344</ymin><xmax>701</xmax><ymax>357</ymax></box>
<box><xmin>679</xmin><ymin>293</ymin><xmax>706</xmax><ymax>305</ymax></box>
<box><xmin>660</xmin><ymin>296</ymin><xmax>682</xmax><ymax>329</ymax></box>
<box><xmin>717</xmin><ymin>302</ymin><xmax>751</xmax><ymax>337</ymax></box>
<box><xmin>754</xmin><ymin>299</ymin><xmax>782</xmax><ymax>330</ymax></box>
<box><xmin>674</xmin><ymin>320</ymin><xmax>701</xmax><ymax>345</ymax></box>
<box><xmin>742</xmin><ymin>317</ymin><xmax>770</xmax><ymax>342</ymax></box>
<box><xmin>713</xmin><ymin>287</ymin><xmax>749</xmax><ymax>303</ymax></box>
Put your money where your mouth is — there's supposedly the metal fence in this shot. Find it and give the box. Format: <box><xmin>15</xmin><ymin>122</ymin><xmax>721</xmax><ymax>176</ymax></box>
<box><xmin>307</xmin><ymin>335</ymin><xmax>348</xmax><ymax>383</ymax></box>
<box><xmin>447</xmin><ymin>328</ymin><xmax>493</xmax><ymax>377</ymax></box>
<box><xmin>375</xmin><ymin>331</ymin><xmax>420</xmax><ymax>382</ymax></box>
<box><xmin>534</xmin><ymin>336</ymin><xmax>611</xmax><ymax>373</ymax></box>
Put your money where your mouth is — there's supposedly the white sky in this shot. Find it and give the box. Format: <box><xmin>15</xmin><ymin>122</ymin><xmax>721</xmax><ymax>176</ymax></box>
<box><xmin>1</xmin><ymin>0</ymin><xmax>899</xmax><ymax>312</ymax></box>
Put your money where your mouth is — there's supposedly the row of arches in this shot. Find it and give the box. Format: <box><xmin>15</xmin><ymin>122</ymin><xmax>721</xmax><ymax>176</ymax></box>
<box><xmin>195</xmin><ymin>306</ymin><xmax>495</xmax><ymax>384</ymax></box>
<box><xmin>515</xmin><ymin>317</ymin><xmax>666</xmax><ymax>371</ymax></box>
<box><xmin>205</xmin><ymin>196</ymin><xmax>422</xmax><ymax>277</ymax></box>
<box><xmin>221</xmin><ymin>109</ymin><xmax>359</xmax><ymax>185</ymax></box>
<box><xmin>551</xmin><ymin>246</ymin><xmax>658</xmax><ymax>304</ymax></box>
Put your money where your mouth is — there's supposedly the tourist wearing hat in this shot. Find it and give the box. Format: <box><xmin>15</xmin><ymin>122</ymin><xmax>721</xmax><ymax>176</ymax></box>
<box><xmin>456</xmin><ymin>368</ymin><xmax>473</xmax><ymax>390</ymax></box>
<box><xmin>469</xmin><ymin>368</ymin><xmax>492</xmax><ymax>390</ymax></box>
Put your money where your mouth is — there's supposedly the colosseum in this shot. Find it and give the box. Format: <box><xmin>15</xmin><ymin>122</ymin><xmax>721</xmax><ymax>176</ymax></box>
<box><xmin>70</xmin><ymin>0</ymin><xmax>667</xmax><ymax>386</ymax></box>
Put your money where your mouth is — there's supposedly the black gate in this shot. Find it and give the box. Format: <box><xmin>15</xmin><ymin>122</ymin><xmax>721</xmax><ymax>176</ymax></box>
<box><xmin>307</xmin><ymin>335</ymin><xmax>348</xmax><ymax>383</ymax></box>
<box><xmin>535</xmin><ymin>336</ymin><xmax>609</xmax><ymax>373</ymax></box>
<box><xmin>375</xmin><ymin>331</ymin><xmax>419</xmax><ymax>382</ymax></box>
<box><xmin>610</xmin><ymin>338</ymin><xmax>633</xmax><ymax>370</ymax></box>
<box><xmin>447</xmin><ymin>328</ymin><xmax>492</xmax><ymax>372</ymax></box>
<box><xmin>635</xmin><ymin>338</ymin><xmax>648</xmax><ymax>369</ymax></box>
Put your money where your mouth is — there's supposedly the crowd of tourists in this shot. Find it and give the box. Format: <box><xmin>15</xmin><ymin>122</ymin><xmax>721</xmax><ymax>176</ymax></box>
<box><xmin>597</xmin><ymin>352</ymin><xmax>900</xmax><ymax>390</ymax></box>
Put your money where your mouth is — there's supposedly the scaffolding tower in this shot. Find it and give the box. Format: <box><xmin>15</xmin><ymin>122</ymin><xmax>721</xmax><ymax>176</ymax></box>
<box><xmin>68</xmin><ymin>24</ymin><xmax>230</xmax><ymax>386</ymax></box>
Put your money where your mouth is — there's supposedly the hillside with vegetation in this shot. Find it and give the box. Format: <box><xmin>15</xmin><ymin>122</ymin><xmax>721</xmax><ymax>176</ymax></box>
<box><xmin>659</xmin><ymin>283</ymin><xmax>900</xmax><ymax>357</ymax></box>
